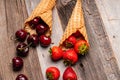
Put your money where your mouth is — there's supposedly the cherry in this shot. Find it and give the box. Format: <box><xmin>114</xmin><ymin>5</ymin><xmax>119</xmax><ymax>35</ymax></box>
<box><xmin>16</xmin><ymin>43</ymin><xmax>29</xmax><ymax>57</ymax></box>
<box><xmin>27</xmin><ymin>34</ymin><xmax>39</xmax><ymax>47</ymax></box>
<box><xmin>16</xmin><ymin>74</ymin><xmax>28</xmax><ymax>80</ymax></box>
<box><xmin>15</xmin><ymin>29</ymin><xmax>27</xmax><ymax>42</ymax></box>
<box><xmin>12</xmin><ymin>57</ymin><xmax>23</xmax><ymax>71</ymax></box>
<box><xmin>36</xmin><ymin>24</ymin><xmax>49</xmax><ymax>35</ymax></box>
<box><xmin>29</xmin><ymin>17</ymin><xmax>41</xmax><ymax>29</ymax></box>
<box><xmin>39</xmin><ymin>35</ymin><xmax>51</xmax><ymax>47</ymax></box>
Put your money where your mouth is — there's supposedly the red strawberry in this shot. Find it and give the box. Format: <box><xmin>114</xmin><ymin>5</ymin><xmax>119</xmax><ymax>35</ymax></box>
<box><xmin>63</xmin><ymin>49</ymin><xmax>78</xmax><ymax>66</ymax></box>
<box><xmin>74</xmin><ymin>40</ymin><xmax>89</xmax><ymax>55</ymax></box>
<box><xmin>63</xmin><ymin>67</ymin><xmax>77</xmax><ymax>80</ymax></box>
<box><xmin>49</xmin><ymin>46</ymin><xmax>63</xmax><ymax>61</ymax></box>
<box><xmin>72</xmin><ymin>30</ymin><xmax>84</xmax><ymax>40</ymax></box>
<box><xmin>63</xmin><ymin>36</ymin><xmax>77</xmax><ymax>48</ymax></box>
<box><xmin>72</xmin><ymin>30</ymin><xmax>81</xmax><ymax>38</ymax></box>
<box><xmin>46</xmin><ymin>67</ymin><xmax>60</xmax><ymax>80</ymax></box>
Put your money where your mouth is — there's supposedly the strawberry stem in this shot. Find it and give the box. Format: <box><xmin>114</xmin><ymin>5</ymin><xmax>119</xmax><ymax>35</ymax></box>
<box><xmin>46</xmin><ymin>72</ymin><xmax>53</xmax><ymax>80</ymax></box>
<box><xmin>65</xmin><ymin>42</ymin><xmax>73</xmax><ymax>48</ymax></box>
<box><xmin>79</xmin><ymin>44</ymin><xmax>88</xmax><ymax>55</ymax></box>
<box><xmin>63</xmin><ymin>60</ymin><xmax>73</xmax><ymax>66</ymax></box>
<box><xmin>48</xmin><ymin>48</ymin><xmax>52</xmax><ymax>55</ymax></box>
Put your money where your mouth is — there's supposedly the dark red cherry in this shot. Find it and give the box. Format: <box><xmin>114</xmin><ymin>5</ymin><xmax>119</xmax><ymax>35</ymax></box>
<box><xmin>16</xmin><ymin>43</ymin><xmax>29</xmax><ymax>57</ymax></box>
<box><xmin>29</xmin><ymin>17</ymin><xmax>41</xmax><ymax>29</ymax></box>
<box><xmin>36</xmin><ymin>24</ymin><xmax>49</xmax><ymax>35</ymax></box>
<box><xmin>15</xmin><ymin>29</ymin><xmax>27</xmax><ymax>42</ymax></box>
<box><xmin>27</xmin><ymin>34</ymin><xmax>39</xmax><ymax>47</ymax></box>
<box><xmin>39</xmin><ymin>35</ymin><xmax>51</xmax><ymax>47</ymax></box>
<box><xmin>12</xmin><ymin>57</ymin><xmax>23</xmax><ymax>71</ymax></box>
<box><xmin>16</xmin><ymin>74</ymin><xmax>28</xmax><ymax>80</ymax></box>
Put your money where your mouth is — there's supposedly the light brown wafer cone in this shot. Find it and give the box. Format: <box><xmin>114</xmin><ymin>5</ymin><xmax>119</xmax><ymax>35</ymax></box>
<box><xmin>24</xmin><ymin>0</ymin><xmax>56</xmax><ymax>36</ymax></box>
<box><xmin>59</xmin><ymin>0</ymin><xmax>88</xmax><ymax>46</ymax></box>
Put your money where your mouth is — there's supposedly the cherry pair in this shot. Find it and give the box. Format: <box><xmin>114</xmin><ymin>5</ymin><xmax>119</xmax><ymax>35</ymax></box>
<box><xmin>28</xmin><ymin>17</ymin><xmax>49</xmax><ymax>36</ymax></box>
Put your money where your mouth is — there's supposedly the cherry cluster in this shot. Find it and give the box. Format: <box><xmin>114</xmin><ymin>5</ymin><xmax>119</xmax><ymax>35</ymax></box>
<box><xmin>12</xmin><ymin>17</ymin><xmax>51</xmax><ymax>80</ymax></box>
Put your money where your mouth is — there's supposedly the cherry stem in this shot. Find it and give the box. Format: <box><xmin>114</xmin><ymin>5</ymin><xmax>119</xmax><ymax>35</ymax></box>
<box><xmin>10</xmin><ymin>35</ymin><xmax>18</xmax><ymax>42</ymax></box>
<box><xmin>18</xmin><ymin>42</ymin><xmax>32</xmax><ymax>50</ymax></box>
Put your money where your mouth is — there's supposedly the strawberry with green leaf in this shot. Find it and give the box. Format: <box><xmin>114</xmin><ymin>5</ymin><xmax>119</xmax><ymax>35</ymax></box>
<box><xmin>49</xmin><ymin>46</ymin><xmax>63</xmax><ymax>61</ymax></box>
<box><xmin>63</xmin><ymin>49</ymin><xmax>78</xmax><ymax>66</ymax></box>
<box><xmin>63</xmin><ymin>36</ymin><xmax>77</xmax><ymax>48</ymax></box>
<box><xmin>74</xmin><ymin>40</ymin><xmax>89</xmax><ymax>55</ymax></box>
<box><xmin>46</xmin><ymin>67</ymin><xmax>60</xmax><ymax>80</ymax></box>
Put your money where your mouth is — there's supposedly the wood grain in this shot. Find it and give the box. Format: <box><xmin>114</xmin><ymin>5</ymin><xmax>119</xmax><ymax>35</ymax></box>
<box><xmin>0</xmin><ymin>0</ymin><xmax>43</xmax><ymax>80</ymax></box>
<box><xmin>56</xmin><ymin>0</ymin><xmax>120</xmax><ymax>80</ymax></box>
<box><xmin>95</xmin><ymin>0</ymin><xmax>120</xmax><ymax>68</ymax></box>
<box><xmin>0</xmin><ymin>0</ymin><xmax>120</xmax><ymax>80</ymax></box>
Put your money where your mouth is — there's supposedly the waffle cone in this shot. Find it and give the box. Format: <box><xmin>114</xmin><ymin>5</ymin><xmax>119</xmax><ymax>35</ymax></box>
<box><xmin>24</xmin><ymin>0</ymin><xmax>56</xmax><ymax>36</ymax></box>
<box><xmin>59</xmin><ymin>0</ymin><xmax>88</xmax><ymax>46</ymax></box>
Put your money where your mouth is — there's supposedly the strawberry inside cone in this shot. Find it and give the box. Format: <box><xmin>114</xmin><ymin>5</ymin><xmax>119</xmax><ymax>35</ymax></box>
<box><xmin>63</xmin><ymin>30</ymin><xmax>85</xmax><ymax>48</ymax></box>
<box><xmin>63</xmin><ymin>36</ymin><xmax>77</xmax><ymax>48</ymax></box>
<box><xmin>74</xmin><ymin>40</ymin><xmax>89</xmax><ymax>55</ymax></box>
<box><xmin>72</xmin><ymin>30</ymin><xmax>85</xmax><ymax>40</ymax></box>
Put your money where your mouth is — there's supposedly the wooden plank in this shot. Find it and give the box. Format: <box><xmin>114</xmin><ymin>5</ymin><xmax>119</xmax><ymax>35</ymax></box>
<box><xmin>56</xmin><ymin>0</ymin><xmax>76</xmax><ymax>30</ymax></box>
<box><xmin>25</xmin><ymin>0</ymin><xmax>40</xmax><ymax>16</ymax></box>
<box><xmin>0</xmin><ymin>0</ymin><xmax>120</xmax><ymax>80</ymax></box>
<box><xmin>95</xmin><ymin>0</ymin><xmax>120</xmax><ymax>68</ymax></box>
<box><xmin>25</xmin><ymin>0</ymin><xmax>120</xmax><ymax>80</ymax></box>
<box><xmin>56</xmin><ymin>0</ymin><xmax>120</xmax><ymax>80</ymax></box>
<box><xmin>0</xmin><ymin>0</ymin><xmax>43</xmax><ymax>80</ymax></box>
<box><xmin>36</xmin><ymin>7</ymin><xmax>65</xmax><ymax>80</ymax></box>
<box><xmin>0</xmin><ymin>0</ymin><xmax>14</xmax><ymax>80</ymax></box>
<box><xmin>96</xmin><ymin>0</ymin><xmax>120</xmax><ymax>20</ymax></box>
<box><xmin>82</xmin><ymin>0</ymin><xmax>120</xmax><ymax>80</ymax></box>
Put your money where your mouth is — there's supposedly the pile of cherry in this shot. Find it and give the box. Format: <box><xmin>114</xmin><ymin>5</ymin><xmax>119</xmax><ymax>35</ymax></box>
<box><xmin>46</xmin><ymin>30</ymin><xmax>89</xmax><ymax>80</ymax></box>
<box><xmin>12</xmin><ymin>17</ymin><xmax>51</xmax><ymax>80</ymax></box>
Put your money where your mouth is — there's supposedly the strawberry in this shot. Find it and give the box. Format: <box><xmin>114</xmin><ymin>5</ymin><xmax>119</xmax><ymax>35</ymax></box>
<box><xmin>72</xmin><ymin>30</ymin><xmax>85</xmax><ymax>40</ymax></box>
<box><xmin>63</xmin><ymin>36</ymin><xmax>77</xmax><ymax>48</ymax></box>
<box><xmin>63</xmin><ymin>49</ymin><xmax>78</xmax><ymax>66</ymax></box>
<box><xmin>49</xmin><ymin>46</ymin><xmax>63</xmax><ymax>61</ymax></box>
<box><xmin>46</xmin><ymin>67</ymin><xmax>60</xmax><ymax>80</ymax></box>
<box><xmin>63</xmin><ymin>67</ymin><xmax>77</xmax><ymax>80</ymax></box>
<box><xmin>72</xmin><ymin>30</ymin><xmax>81</xmax><ymax>38</ymax></box>
<box><xmin>74</xmin><ymin>40</ymin><xmax>89</xmax><ymax>55</ymax></box>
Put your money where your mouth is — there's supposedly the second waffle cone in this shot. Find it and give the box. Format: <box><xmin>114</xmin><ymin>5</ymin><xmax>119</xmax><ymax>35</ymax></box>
<box><xmin>59</xmin><ymin>0</ymin><xmax>88</xmax><ymax>46</ymax></box>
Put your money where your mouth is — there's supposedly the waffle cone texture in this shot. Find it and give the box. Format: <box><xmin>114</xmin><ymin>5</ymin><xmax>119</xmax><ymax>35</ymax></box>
<box><xmin>59</xmin><ymin>0</ymin><xmax>88</xmax><ymax>46</ymax></box>
<box><xmin>24</xmin><ymin>0</ymin><xmax>56</xmax><ymax>36</ymax></box>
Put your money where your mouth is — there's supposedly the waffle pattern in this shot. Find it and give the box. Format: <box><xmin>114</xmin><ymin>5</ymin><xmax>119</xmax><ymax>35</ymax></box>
<box><xmin>59</xmin><ymin>0</ymin><xmax>88</xmax><ymax>46</ymax></box>
<box><xmin>24</xmin><ymin>0</ymin><xmax>56</xmax><ymax>35</ymax></box>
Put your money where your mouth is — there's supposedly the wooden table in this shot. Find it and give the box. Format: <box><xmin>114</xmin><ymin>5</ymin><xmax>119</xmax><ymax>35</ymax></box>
<box><xmin>0</xmin><ymin>0</ymin><xmax>120</xmax><ymax>80</ymax></box>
